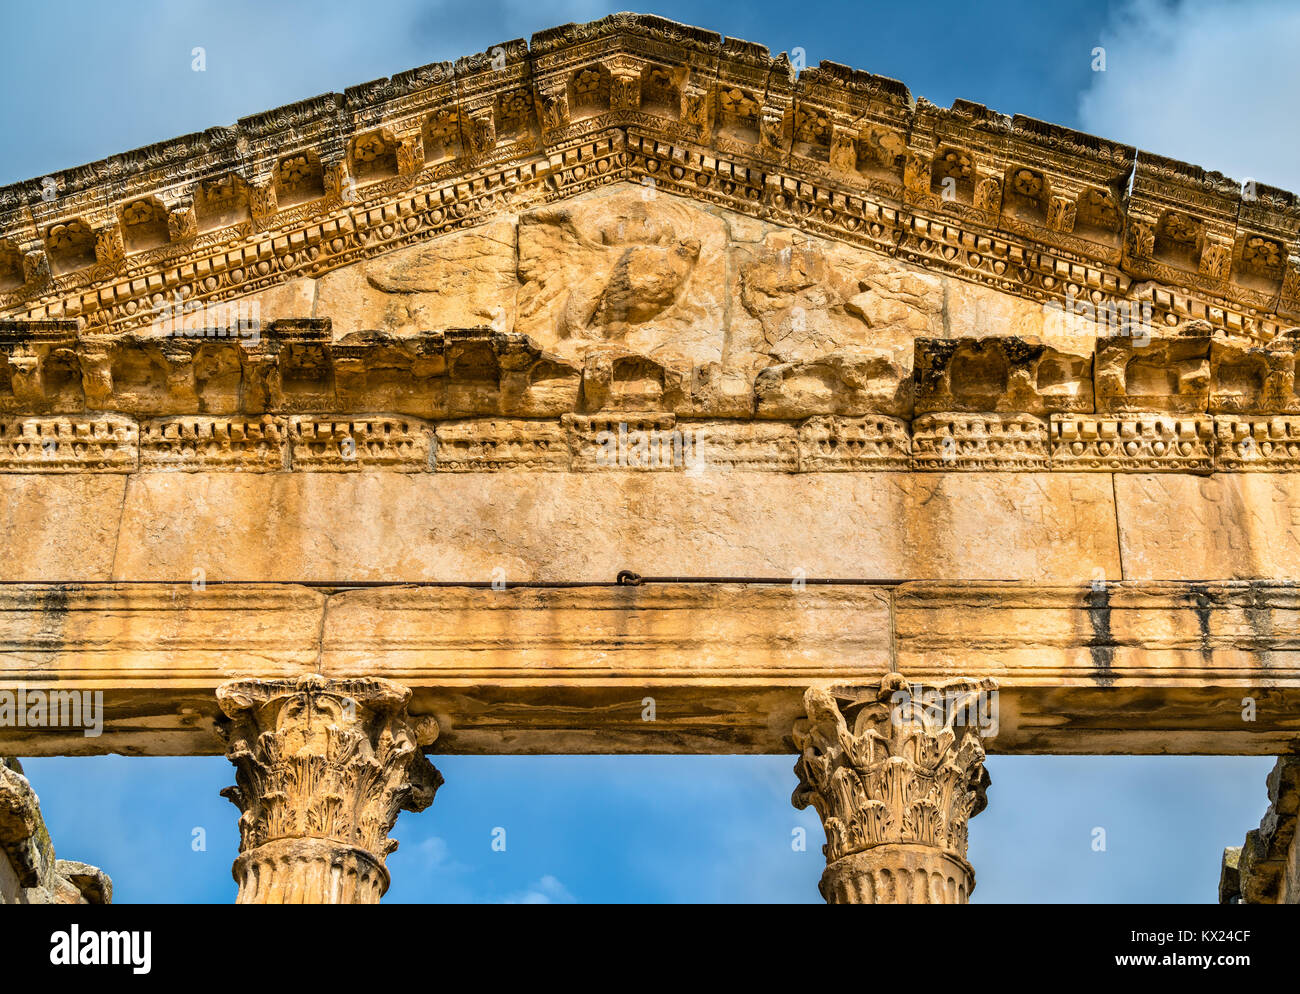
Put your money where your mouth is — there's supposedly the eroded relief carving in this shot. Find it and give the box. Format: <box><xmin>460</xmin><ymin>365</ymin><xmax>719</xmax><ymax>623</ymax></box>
<box><xmin>517</xmin><ymin>190</ymin><xmax>716</xmax><ymax>361</ymax></box>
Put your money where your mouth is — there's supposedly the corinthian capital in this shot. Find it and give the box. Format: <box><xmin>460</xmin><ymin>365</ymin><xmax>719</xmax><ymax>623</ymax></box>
<box><xmin>217</xmin><ymin>675</ymin><xmax>442</xmax><ymax>904</ymax></box>
<box><xmin>792</xmin><ymin>672</ymin><xmax>996</xmax><ymax>904</ymax></box>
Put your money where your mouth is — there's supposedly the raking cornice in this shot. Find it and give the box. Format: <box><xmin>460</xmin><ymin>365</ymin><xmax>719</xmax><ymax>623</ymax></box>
<box><xmin>0</xmin><ymin>11</ymin><xmax>1296</xmax><ymax>343</ymax></box>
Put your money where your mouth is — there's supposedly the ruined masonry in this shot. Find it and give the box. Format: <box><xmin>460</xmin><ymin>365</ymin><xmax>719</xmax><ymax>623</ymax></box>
<box><xmin>0</xmin><ymin>13</ymin><xmax>1296</xmax><ymax>903</ymax></box>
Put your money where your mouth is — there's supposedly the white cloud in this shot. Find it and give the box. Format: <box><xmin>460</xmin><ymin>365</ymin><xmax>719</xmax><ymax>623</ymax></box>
<box><xmin>415</xmin><ymin>835</ymin><xmax>451</xmax><ymax>868</ymax></box>
<box><xmin>1078</xmin><ymin>0</ymin><xmax>1300</xmax><ymax>192</ymax></box>
<box><xmin>503</xmin><ymin>874</ymin><xmax>577</xmax><ymax>904</ymax></box>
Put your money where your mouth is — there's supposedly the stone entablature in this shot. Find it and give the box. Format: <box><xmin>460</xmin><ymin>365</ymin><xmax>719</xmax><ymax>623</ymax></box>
<box><xmin>6</xmin><ymin>410</ymin><xmax>1299</xmax><ymax>474</ymax></box>
<box><xmin>5</xmin><ymin>323</ymin><xmax>1300</xmax><ymax>472</ymax></box>
<box><xmin>5</xmin><ymin>580</ymin><xmax>1300</xmax><ymax>758</ymax></box>
<box><xmin>0</xmin><ymin>13</ymin><xmax>1296</xmax><ymax>345</ymax></box>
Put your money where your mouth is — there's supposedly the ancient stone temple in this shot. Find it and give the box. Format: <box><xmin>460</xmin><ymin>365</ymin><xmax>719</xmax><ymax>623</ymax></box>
<box><xmin>0</xmin><ymin>12</ymin><xmax>1298</xmax><ymax>903</ymax></box>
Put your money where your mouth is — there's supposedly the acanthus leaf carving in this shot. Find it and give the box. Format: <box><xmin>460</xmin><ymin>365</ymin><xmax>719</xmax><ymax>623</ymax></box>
<box><xmin>216</xmin><ymin>675</ymin><xmax>442</xmax><ymax>904</ymax></box>
<box><xmin>792</xmin><ymin>672</ymin><xmax>995</xmax><ymax>903</ymax></box>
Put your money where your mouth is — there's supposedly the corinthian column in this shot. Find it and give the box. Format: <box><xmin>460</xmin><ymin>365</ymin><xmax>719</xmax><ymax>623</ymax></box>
<box><xmin>792</xmin><ymin>672</ymin><xmax>996</xmax><ymax>904</ymax></box>
<box><xmin>216</xmin><ymin>675</ymin><xmax>442</xmax><ymax>904</ymax></box>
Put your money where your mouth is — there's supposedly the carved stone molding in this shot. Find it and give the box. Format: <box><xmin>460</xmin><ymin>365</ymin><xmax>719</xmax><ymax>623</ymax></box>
<box><xmin>1051</xmin><ymin>414</ymin><xmax>1215</xmax><ymax>472</ymax></box>
<box><xmin>792</xmin><ymin>672</ymin><xmax>995</xmax><ymax>904</ymax></box>
<box><xmin>4</xmin><ymin>325</ymin><xmax>1300</xmax><ymax>473</ymax></box>
<box><xmin>216</xmin><ymin>674</ymin><xmax>442</xmax><ymax>904</ymax></box>
<box><xmin>10</xmin><ymin>409</ymin><xmax>1300</xmax><ymax>473</ymax></box>
<box><xmin>796</xmin><ymin>415</ymin><xmax>910</xmax><ymax>471</ymax></box>
<box><xmin>912</xmin><ymin>412</ymin><xmax>1049</xmax><ymax>470</ymax></box>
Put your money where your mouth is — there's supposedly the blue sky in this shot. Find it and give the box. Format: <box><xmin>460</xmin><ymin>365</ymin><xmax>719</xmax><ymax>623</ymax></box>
<box><xmin>20</xmin><ymin>754</ymin><xmax>1280</xmax><ymax>903</ymax></box>
<box><xmin>5</xmin><ymin>0</ymin><xmax>1297</xmax><ymax>902</ymax></box>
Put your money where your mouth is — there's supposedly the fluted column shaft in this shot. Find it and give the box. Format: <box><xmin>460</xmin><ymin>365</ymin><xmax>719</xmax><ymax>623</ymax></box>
<box><xmin>793</xmin><ymin>672</ymin><xmax>996</xmax><ymax>904</ymax></box>
<box><xmin>216</xmin><ymin>675</ymin><xmax>442</xmax><ymax>904</ymax></box>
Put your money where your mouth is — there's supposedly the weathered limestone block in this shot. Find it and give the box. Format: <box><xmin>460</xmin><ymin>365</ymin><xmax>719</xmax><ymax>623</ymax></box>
<box><xmin>688</xmin><ymin>420</ymin><xmax>799</xmax><ymax>472</ymax></box>
<box><xmin>1</xmin><ymin>758</ymin><xmax>111</xmax><ymax>904</ymax></box>
<box><xmin>1210</xmin><ymin>333</ymin><xmax>1300</xmax><ymax>415</ymax></box>
<box><xmin>0</xmin><ymin>585</ymin><xmax>324</xmax><ymax>722</ymax></box>
<box><xmin>577</xmin><ymin>347</ymin><xmax>677</xmax><ymax>413</ymax></box>
<box><xmin>140</xmin><ymin>415</ymin><xmax>287</xmax><ymax>472</ymax></box>
<box><xmin>574</xmin><ymin>346</ymin><xmax>752</xmax><ymax>419</ymax></box>
<box><xmin>109</xmin><ymin>471</ymin><xmax>1121</xmax><ymax>584</ymax></box>
<box><xmin>943</xmin><ymin>277</ymin><xmax>1056</xmax><ymax>342</ymax></box>
<box><xmin>1096</xmin><ymin>329</ymin><xmax>1212</xmax><ymax>413</ymax></box>
<box><xmin>0</xmin><ymin>475</ymin><xmax>127</xmax><ymax>581</ymax></box>
<box><xmin>754</xmin><ymin>350</ymin><xmax>911</xmax><ymax>419</ymax></box>
<box><xmin>564</xmin><ymin>413</ymin><xmax>679</xmax><ymax>471</ymax></box>
<box><xmin>0</xmin><ymin>321</ymin><xmax>81</xmax><ymax>413</ymax></box>
<box><xmin>796</xmin><ymin>415</ymin><xmax>910</xmax><ymax>470</ymax></box>
<box><xmin>792</xmin><ymin>673</ymin><xmax>994</xmax><ymax>903</ymax></box>
<box><xmin>731</xmin><ymin>235</ymin><xmax>943</xmax><ymax>370</ymax></box>
<box><xmin>912</xmin><ymin>413</ymin><xmax>1049</xmax><ymax>470</ymax></box>
<box><xmin>1051</xmin><ymin>414</ymin><xmax>1214</xmax><ymax>472</ymax></box>
<box><xmin>217</xmin><ymin>675</ymin><xmax>441</xmax><ymax>904</ymax></box>
<box><xmin>1115</xmin><ymin>474</ymin><xmax>1300</xmax><ymax>580</ymax></box>
<box><xmin>321</xmin><ymin>584</ymin><xmax>894</xmax><ymax>693</ymax></box>
<box><xmin>1220</xmin><ymin>756</ymin><xmax>1299</xmax><ymax>903</ymax></box>
<box><xmin>0</xmin><ymin>415</ymin><xmax>138</xmax><ymax>472</ymax></box>
<box><xmin>433</xmin><ymin>418</ymin><xmax>569</xmax><ymax>471</ymax></box>
<box><xmin>288</xmin><ymin>415</ymin><xmax>434</xmax><ymax>471</ymax></box>
<box><xmin>10</xmin><ymin>580</ymin><xmax>1300</xmax><ymax>758</ymax></box>
<box><xmin>1213</xmin><ymin>416</ymin><xmax>1300</xmax><ymax>471</ymax></box>
<box><xmin>913</xmin><ymin>337</ymin><xmax>1093</xmax><ymax>414</ymax></box>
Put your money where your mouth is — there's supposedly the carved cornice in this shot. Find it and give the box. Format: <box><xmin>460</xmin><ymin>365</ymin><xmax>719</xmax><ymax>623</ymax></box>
<box><xmin>0</xmin><ymin>13</ymin><xmax>1296</xmax><ymax>345</ymax></box>
<box><xmin>3</xmin><ymin>326</ymin><xmax>1300</xmax><ymax>472</ymax></box>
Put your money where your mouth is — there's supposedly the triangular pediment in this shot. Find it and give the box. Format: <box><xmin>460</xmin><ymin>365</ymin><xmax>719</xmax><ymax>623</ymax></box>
<box><xmin>0</xmin><ymin>11</ymin><xmax>1296</xmax><ymax>346</ymax></box>
<box><xmin>0</xmin><ymin>12</ymin><xmax>1299</xmax><ymax>473</ymax></box>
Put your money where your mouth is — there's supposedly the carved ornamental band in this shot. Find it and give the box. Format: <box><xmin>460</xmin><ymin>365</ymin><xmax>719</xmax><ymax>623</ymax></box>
<box><xmin>793</xmin><ymin>673</ymin><xmax>996</xmax><ymax>904</ymax></box>
<box><xmin>216</xmin><ymin>675</ymin><xmax>442</xmax><ymax>904</ymax></box>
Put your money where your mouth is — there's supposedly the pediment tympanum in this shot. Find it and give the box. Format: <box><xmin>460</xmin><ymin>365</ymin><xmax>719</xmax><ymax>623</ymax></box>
<box><xmin>277</xmin><ymin>185</ymin><xmax>958</xmax><ymax>370</ymax></box>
